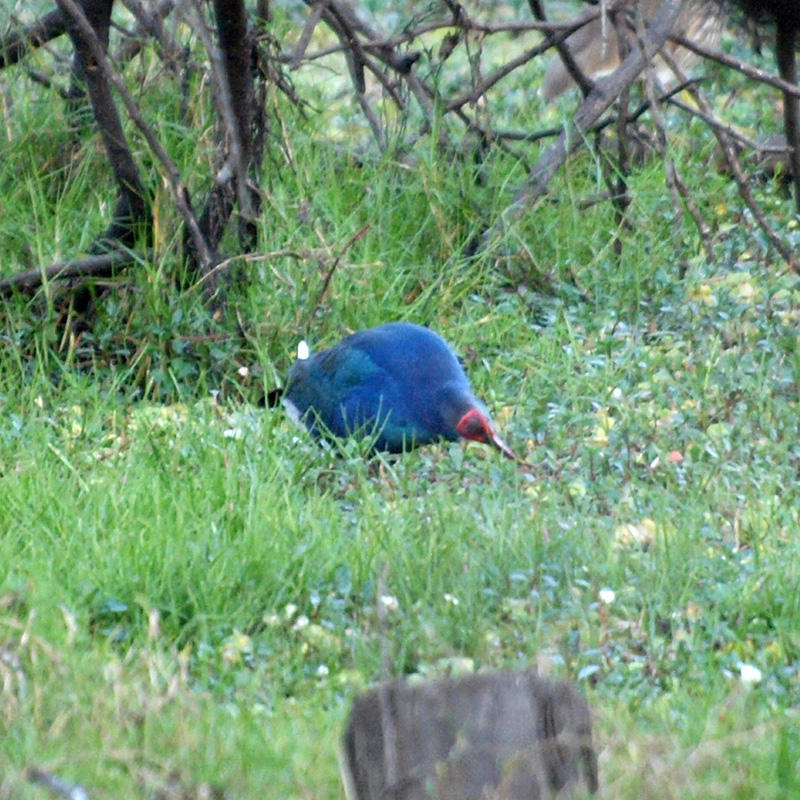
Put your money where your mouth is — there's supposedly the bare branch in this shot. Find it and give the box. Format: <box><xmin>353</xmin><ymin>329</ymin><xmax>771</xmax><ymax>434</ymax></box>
<box><xmin>187</xmin><ymin>0</ymin><xmax>254</xmax><ymax>222</ymax></box>
<box><xmin>305</xmin><ymin>0</ymin><xmax>403</xmax><ymax>148</ymax></box>
<box><xmin>0</xmin><ymin>9</ymin><xmax>66</xmax><ymax>69</ymax></box>
<box><xmin>56</xmin><ymin>0</ymin><xmax>213</xmax><ymax>270</ymax></box>
<box><xmin>665</xmin><ymin>49</ymin><xmax>797</xmax><ymax>270</ymax></box>
<box><xmin>291</xmin><ymin>0</ymin><xmax>325</xmax><ymax>68</ymax></box>
<box><xmin>642</xmin><ymin>47</ymin><xmax>712</xmax><ymax>267</ymax></box>
<box><xmin>446</xmin><ymin>39</ymin><xmax>556</xmax><ymax>113</ymax></box>
<box><xmin>502</xmin><ymin>0</ymin><xmax>684</xmax><ymax>223</ymax></box>
<box><xmin>56</xmin><ymin>0</ymin><xmax>150</xmax><ymax>252</ymax></box>
<box><xmin>528</xmin><ymin>0</ymin><xmax>597</xmax><ymax>98</ymax></box>
<box><xmin>117</xmin><ymin>0</ymin><xmax>180</xmax><ymax>69</ymax></box>
<box><xmin>670</xmin><ymin>32</ymin><xmax>800</xmax><ymax>99</ymax></box>
<box><xmin>0</xmin><ymin>252</ymin><xmax>135</xmax><ymax>298</ymax></box>
<box><xmin>775</xmin><ymin>23</ymin><xmax>800</xmax><ymax>214</ymax></box>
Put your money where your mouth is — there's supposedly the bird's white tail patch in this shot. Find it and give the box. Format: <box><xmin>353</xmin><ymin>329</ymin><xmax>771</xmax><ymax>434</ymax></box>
<box><xmin>282</xmin><ymin>396</ymin><xmax>304</xmax><ymax>427</ymax></box>
<box><xmin>297</xmin><ymin>340</ymin><xmax>310</xmax><ymax>360</ymax></box>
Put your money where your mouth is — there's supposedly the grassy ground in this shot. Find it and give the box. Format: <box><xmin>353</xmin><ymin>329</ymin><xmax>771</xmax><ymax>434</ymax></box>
<box><xmin>1</xmin><ymin>3</ymin><xmax>800</xmax><ymax>797</ymax></box>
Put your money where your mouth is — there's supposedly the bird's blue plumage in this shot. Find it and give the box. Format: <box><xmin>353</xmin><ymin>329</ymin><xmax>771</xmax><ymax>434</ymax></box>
<box><xmin>283</xmin><ymin>322</ymin><xmax>488</xmax><ymax>453</ymax></box>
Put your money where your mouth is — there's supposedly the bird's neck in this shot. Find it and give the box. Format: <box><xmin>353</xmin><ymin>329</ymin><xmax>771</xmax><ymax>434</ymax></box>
<box><xmin>435</xmin><ymin>382</ymin><xmax>482</xmax><ymax>437</ymax></box>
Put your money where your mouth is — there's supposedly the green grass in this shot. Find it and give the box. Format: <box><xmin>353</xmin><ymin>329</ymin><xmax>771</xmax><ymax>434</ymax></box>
<box><xmin>2</xmin><ymin>3</ymin><xmax>800</xmax><ymax>797</ymax></box>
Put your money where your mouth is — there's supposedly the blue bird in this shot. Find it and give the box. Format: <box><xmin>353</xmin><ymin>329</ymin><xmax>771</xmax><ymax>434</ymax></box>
<box><xmin>283</xmin><ymin>322</ymin><xmax>517</xmax><ymax>459</ymax></box>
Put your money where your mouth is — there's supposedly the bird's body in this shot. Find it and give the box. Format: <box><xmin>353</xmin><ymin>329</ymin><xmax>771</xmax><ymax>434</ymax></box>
<box><xmin>283</xmin><ymin>322</ymin><xmax>516</xmax><ymax>458</ymax></box>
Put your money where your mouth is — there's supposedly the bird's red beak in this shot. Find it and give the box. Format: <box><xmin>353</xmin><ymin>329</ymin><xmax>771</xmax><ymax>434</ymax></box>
<box><xmin>457</xmin><ymin>408</ymin><xmax>519</xmax><ymax>461</ymax></box>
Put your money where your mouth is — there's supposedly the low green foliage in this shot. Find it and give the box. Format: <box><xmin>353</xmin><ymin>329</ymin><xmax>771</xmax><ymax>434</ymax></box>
<box><xmin>2</xmin><ymin>6</ymin><xmax>800</xmax><ymax>798</ymax></box>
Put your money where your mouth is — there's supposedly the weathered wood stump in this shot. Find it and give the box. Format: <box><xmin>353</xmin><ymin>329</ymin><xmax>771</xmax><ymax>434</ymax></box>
<box><xmin>341</xmin><ymin>670</ymin><xmax>598</xmax><ymax>800</ymax></box>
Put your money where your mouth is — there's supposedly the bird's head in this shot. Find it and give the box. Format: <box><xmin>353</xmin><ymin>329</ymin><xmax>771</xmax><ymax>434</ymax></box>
<box><xmin>457</xmin><ymin>407</ymin><xmax>518</xmax><ymax>461</ymax></box>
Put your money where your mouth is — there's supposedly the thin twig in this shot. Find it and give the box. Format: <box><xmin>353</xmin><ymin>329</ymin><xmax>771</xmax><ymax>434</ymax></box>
<box><xmin>646</xmin><ymin>75</ymin><xmax>691</xmax><ymax>266</ymax></box>
<box><xmin>665</xmin><ymin>50</ymin><xmax>797</xmax><ymax>270</ymax></box>
<box><xmin>576</xmin><ymin>190</ymin><xmax>629</xmax><ymax>210</ymax></box>
<box><xmin>185</xmin><ymin>248</ymin><xmax>309</xmax><ymax>294</ymax></box>
<box><xmin>670</xmin><ymin>32</ymin><xmax>800</xmax><ymax>99</ymax></box>
<box><xmin>306</xmin><ymin>223</ymin><xmax>370</xmax><ymax>330</ymax></box>
<box><xmin>446</xmin><ymin>38</ymin><xmax>559</xmax><ymax>113</ymax></box>
<box><xmin>638</xmin><ymin>7</ymin><xmax>712</xmax><ymax>268</ymax></box>
<box><xmin>606</xmin><ymin>3</ymin><xmax>634</xmax><ymax>251</ymax></box>
<box><xmin>280</xmin><ymin>14</ymin><xmax>597</xmax><ymax>65</ymax></box>
<box><xmin>667</xmin><ymin>96</ymin><xmax>791</xmax><ymax>155</ymax></box>
<box><xmin>492</xmin><ymin>78</ymin><xmax>696</xmax><ymax>146</ymax></box>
